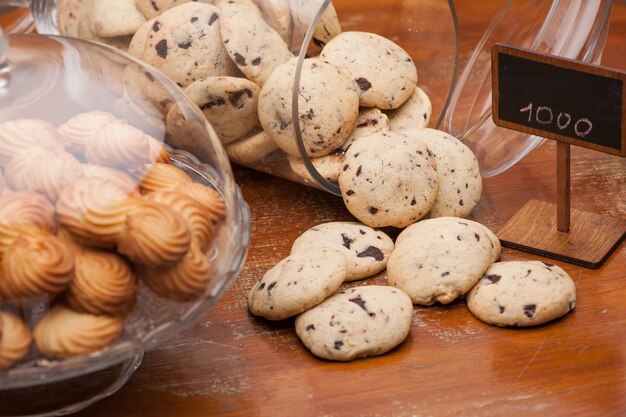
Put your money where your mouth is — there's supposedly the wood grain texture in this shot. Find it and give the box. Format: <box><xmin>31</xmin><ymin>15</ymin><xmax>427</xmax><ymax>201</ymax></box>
<box><xmin>498</xmin><ymin>199</ymin><xmax>626</xmax><ymax>268</ymax></box>
<box><xmin>36</xmin><ymin>1</ymin><xmax>626</xmax><ymax>416</ymax></box>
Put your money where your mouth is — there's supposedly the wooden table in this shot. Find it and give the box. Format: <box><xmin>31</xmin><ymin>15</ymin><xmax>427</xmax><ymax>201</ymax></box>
<box><xmin>9</xmin><ymin>1</ymin><xmax>626</xmax><ymax>416</ymax></box>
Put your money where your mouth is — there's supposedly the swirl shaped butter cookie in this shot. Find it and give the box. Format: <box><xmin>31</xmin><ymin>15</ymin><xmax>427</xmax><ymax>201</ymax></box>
<box><xmin>67</xmin><ymin>248</ymin><xmax>137</xmax><ymax>316</ymax></box>
<box><xmin>145</xmin><ymin>190</ymin><xmax>213</xmax><ymax>251</ymax></box>
<box><xmin>57</xmin><ymin>111</ymin><xmax>117</xmax><ymax>155</ymax></box>
<box><xmin>4</xmin><ymin>147</ymin><xmax>83</xmax><ymax>202</ymax></box>
<box><xmin>467</xmin><ymin>261</ymin><xmax>576</xmax><ymax>327</ymax></box>
<box><xmin>140</xmin><ymin>3</ymin><xmax>237</xmax><ymax>88</ymax></box>
<box><xmin>0</xmin><ymin>312</ymin><xmax>32</xmax><ymax>369</ymax></box>
<box><xmin>175</xmin><ymin>182</ymin><xmax>226</xmax><ymax>226</ymax></box>
<box><xmin>248</xmin><ymin>248</ymin><xmax>347</xmax><ymax>320</ymax></box>
<box><xmin>85</xmin><ymin>119</ymin><xmax>152</xmax><ymax>170</ymax></box>
<box><xmin>0</xmin><ymin>119</ymin><xmax>63</xmax><ymax>165</ymax></box>
<box><xmin>137</xmin><ymin>162</ymin><xmax>192</xmax><ymax>194</ymax></box>
<box><xmin>0</xmin><ymin>229</ymin><xmax>74</xmax><ymax>299</ymax></box>
<box><xmin>56</xmin><ymin>177</ymin><xmax>139</xmax><ymax>248</ymax></box>
<box><xmin>321</xmin><ymin>32</ymin><xmax>417</xmax><ymax>109</ymax></box>
<box><xmin>295</xmin><ymin>286</ymin><xmax>413</xmax><ymax>361</ymax></box>
<box><xmin>338</xmin><ymin>131</ymin><xmax>438</xmax><ymax>228</ymax></box>
<box><xmin>291</xmin><ymin>222</ymin><xmax>394</xmax><ymax>281</ymax></box>
<box><xmin>137</xmin><ymin>244</ymin><xmax>211</xmax><ymax>301</ymax></box>
<box><xmin>81</xmin><ymin>164</ymin><xmax>138</xmax><ymax>193</ymax></box>
<box><xmin>0</xmin><ymin>191</ymin><xmax>56</xmax><ymax>234</ymax></box>
<box><xmin>33</xmin><ymin>306</ymin><xmax>124</xmax><ymax>359</ymax></box>
<box><xmin>258</xmin><ymin>58</ymin><xmax>359</xmax><ymax>157</ymax></box>
<box><xmin>118</xmin><ymin>201</ymin><xmax>191</xmax><ymax>265</ymax></box>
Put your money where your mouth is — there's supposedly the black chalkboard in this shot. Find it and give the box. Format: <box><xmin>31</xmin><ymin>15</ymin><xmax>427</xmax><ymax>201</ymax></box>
<box><xmin>492</xmin><ymin>44</ymin><xmax>625</xmax><ymax>157</ymax></box>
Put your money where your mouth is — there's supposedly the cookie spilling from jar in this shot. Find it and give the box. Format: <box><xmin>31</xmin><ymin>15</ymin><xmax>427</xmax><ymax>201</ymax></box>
<box><xmin>0</xmin><ymin>114</ymin><xmax>226</xmax><ymax>369</ymax></box>
<box><xmin>247</xmin><ymin>220</ymin><xmax>577</xmax><ymax>361</ymax></box>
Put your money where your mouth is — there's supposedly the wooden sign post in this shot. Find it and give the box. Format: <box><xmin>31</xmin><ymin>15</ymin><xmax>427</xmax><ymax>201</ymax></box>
<box><xmin>492</xmin><ymin>44</ymin><xmax>626</xmax><ymax>269</ymax></box>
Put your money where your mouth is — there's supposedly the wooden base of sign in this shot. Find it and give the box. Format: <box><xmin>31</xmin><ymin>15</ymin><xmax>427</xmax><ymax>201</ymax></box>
<box><xmin>498</xmin><ymin>200</ymin><xmax>626</xmax><ymax>269</ymax></box>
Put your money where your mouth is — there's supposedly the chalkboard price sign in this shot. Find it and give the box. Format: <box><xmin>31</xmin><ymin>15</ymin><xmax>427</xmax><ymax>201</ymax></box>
<box><xmin>492</xmin><ymin>44</ymin><xmax>626</xmax><ymax>157</ymax></box>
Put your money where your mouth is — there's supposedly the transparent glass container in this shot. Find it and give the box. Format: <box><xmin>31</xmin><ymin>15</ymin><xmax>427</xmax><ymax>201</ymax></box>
<box><xmin>0</xmin><ymin>31</ymin><xmax>250</xmax><ymax>416</ymax></box>
<box><xmin>443</xmin><ymin>0</ymin><xmax>612</xmax><ymax>177</ymax></box>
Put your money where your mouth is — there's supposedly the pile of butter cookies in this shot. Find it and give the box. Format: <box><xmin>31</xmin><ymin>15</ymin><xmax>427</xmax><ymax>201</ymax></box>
<box><xmin>0</xmin><ymin>113</ymin><xmax>225</xmax><ymax>369</ymax></box>
<box><xmin>248</xmin><ymin>219</ymin><xmax>577</xmax><ymax>361</ymax></box>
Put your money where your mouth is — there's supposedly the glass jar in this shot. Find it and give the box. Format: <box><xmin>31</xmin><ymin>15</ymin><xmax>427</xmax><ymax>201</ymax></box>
<box><xmin>0</xmin><ymin>30</ymin><xmax>250</xmax><ymax>416</ymax></box>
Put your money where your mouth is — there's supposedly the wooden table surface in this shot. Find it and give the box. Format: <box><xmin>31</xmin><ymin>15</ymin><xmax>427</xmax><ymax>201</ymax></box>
<box><xmin>8</xmin><ymin>1</ymin><xmax>626</xmax><ymax>416</ymax></box>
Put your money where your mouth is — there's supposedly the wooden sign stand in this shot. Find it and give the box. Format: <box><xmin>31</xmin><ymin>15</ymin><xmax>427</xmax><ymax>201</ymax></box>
<box><xmin>492</xmin><ymin>45</ymin><xmax>626</xmax><ymax>269</ymax></box>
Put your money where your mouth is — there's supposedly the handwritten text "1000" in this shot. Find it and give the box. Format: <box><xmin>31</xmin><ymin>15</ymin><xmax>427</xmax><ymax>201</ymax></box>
<box><xmin>520</xmin><ymin>103</ymin><xmax>593</xmax><ymax>138</ymax></box>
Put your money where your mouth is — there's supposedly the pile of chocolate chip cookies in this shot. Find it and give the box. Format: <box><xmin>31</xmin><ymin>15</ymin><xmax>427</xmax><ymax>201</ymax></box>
<box><xmin>0</xmin><ymin>113</ymin><xmax>225</xmax><ymax>368</ymax></box>
<box><xmin>56</xmin><ymin>0</ymin><xmax>480</xmax><ymax>229</ymax></box>
<box><xmin>248</xmin><ymin>219</ymin><xmax>577</xmax><ymax>362</ymax></box>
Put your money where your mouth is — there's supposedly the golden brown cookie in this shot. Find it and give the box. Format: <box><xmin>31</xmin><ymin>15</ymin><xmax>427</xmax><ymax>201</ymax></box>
<box><xmin>56</xmin><ymin>177</ymin><xmax>140</xmax><ymax>248</ymax></box>
<box><xmin>137</xmin><ymin>162</ymin><xmax>192</xmax><ymax>194</ymax></box>
<box><xmin>84</xmin><ymin>119</ymin><xmax>152</xmax><ymax>170</ymax></box>
<box><xmin>145</xmin><ymin>190</ymin><xmax>213</xmax><ymax>251</ymax></box>
<box><xmin>0</xmin><ymin>229</ymin><xmax>74</xmax><ymax>299</ymax></box>
<box><xmin>33</xmin><ymin>306</ymin><xmax>124</xmax><ymax>359</ymax></box>
<box><xmin>0</xmin><ymin>191</ymin><xmax>56</xmax><ymax>234</ymax></box>
<box><xmin>57</xmin><ymin>111</ymin><xmax>117</xmax><ymax>155</ymax></box>
<box><xmin>0</xmin><ymin>119</ymin><xmax>63</xmax><ymax>165</ymax></box>
<box><xmin>138</xmin><ymin>244</ymin><xmax>211</xmax><ymax>301</ymax></box>
<box><xmin>117</xmin><ymin>201</ymin><xmax>191</xmax><ymax>265</ymax></box>
<box><xmin>67</xmin><ymin>248</ymin><xmax>137</xmax><ymax>316</ymax></box>
<box><xmin>81</xmin><ymin>164</ymin><xmax>138</xmax><ymax>193</ymax></box>
<box><xmin>4</xmin><ymin>147</ymin><xmax>84</xmax><ymax>202</ymax></box>
<box><xmin>0</xmin><ymin>312</ymin><xmax>32</xmax><ymax>369</ymax></box>
<box><xmin>175</xmin><ymin>182</ymin><xmax>226</xmax><ymax>225</ymax></box>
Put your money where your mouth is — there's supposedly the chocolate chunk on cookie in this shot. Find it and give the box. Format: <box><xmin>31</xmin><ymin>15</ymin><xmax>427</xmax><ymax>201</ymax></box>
<box><xmin>387</xmin><ymin>217</ymin><xmax>497</xmax><ymax>305</ymax></box>
<box><xmin>183</xmin><ymin>76</ymin><xmax>260</xmax><ymax>144</ymax></box>
<box><xmin>295</xmin><ymin>285</ymin><xmax>413</xmax><ymax>361</ymax></box>
<box><xmin>467</xmin><ymin>261</ymin><xmax>576</xmax><ymax>327</ymax></box>
<box><xmin>338</xmin><ymin>131</ymin><xmax>438</xmax><ymax>228</ymax></box>
<box><xmin>258</xmin><ymin>57</ymin><xmax>359</xmax><ymax>158</ymax></box>
<box><xmin>291</xmin><ymin>222</ymin><xmax>394</xmax><ymax>281</ymax></box>
<box><xmin>247</xmin><ymin>248</ymin><xmax>347</xmax><ymax>320</ymax></box>
<box><xmin>321</xmin><ymin>31</ymin><xmax>417</xmax><ymax>109</ymax></box>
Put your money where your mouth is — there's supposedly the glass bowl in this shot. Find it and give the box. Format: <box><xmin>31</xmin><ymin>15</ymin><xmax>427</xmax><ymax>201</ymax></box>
<box><xmin>443</xmin><ymin>0</ymin><xmax>612</xmax><ymax>177</ymax></box>
<box><xmin>0</xmin><ymin>32</ymin><xmax>250</xmax><ymax>416</ymax></box>
<box><xmin>25</xmin><ymin>0</ymin><xmax>459</xmax><ymax>196</ymax></box>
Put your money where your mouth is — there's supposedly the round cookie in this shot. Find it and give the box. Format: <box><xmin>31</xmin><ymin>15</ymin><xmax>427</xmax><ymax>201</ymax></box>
<box><xmin>290</xmin><ymin>222</ymin><xmax>394</xmax><ymax>281</ymax></box>
<box><xmin>386</xmin><ymin>86</ymin><xmax>432</xmax><ymax>132</ymax></box>
<box><xmin>259</xmin><ymin>0</ymin><xmax>293</xmax><ymax>45</ymax></box>
<box><xmin>220</xmin><ymin>1</ymin><xmax>294</xmax><ymax>86</ymax></box>
<box><xmin>89</xmin><ymin>0</ymin><xmax>147</xmax><ymax>37</ymax></box>
<box><xmin>135</xmin><ymin>0</ymin><xmax>200</xmax><ymax>19</ymax></box>
<box><xmin>338</xmin><ymin>131</ymin><xmax>438</xmax><ymax>228</ymax></box>
<box><xmin>258</xmin><ymin>57</ymin><xmax>359</xmax><ymax>158</ymax></box>
<box><xmin>183</xmin><ymin>76</ymin><xmax>260</xmax><ymax>144</ymax></box>
<box><xmin>289</xmin><ymin>0</ymin><xmax>341</xmax><ymax>47</ymax></box>
<box><xmin>295</xmin><ymin>285</ymin><xmax>413</xmax><ymax>361</ymax></box>
<box><xmin>287</xmin><ymin>108</ymin><xmax>389</xmax><ymax>184</ymax></box>
<box><xmin>387</xmin><ymin>217</ymin><xmax>497</xmax><ymax>305</ymax></box>
<box><xmin>321</xmin><ymin>31</ymin><xmax>417</xmax><ymax>109</ymax></box>
<box><xmin>405</xmin><ymin>128</ymin><xmax>482</xmax><ymax>218</ymax></box>
<box><xmin>247</xmin><ymin>248</ymin><xmax>347</xmax><ymax>321</ymax></box>
<box><xmin>466</xmin><ymin>261</ymin><xmax>577</xmax><ymax>327</ymax></box>
<box><xmin>224</xmin><ymin>130</ymin><xmax>279</xmax><ymax>166</ymax></box>
<box><xmin>141</xmin><ymin>3</ymin><xmax>237</xmax><ymax>88</ymax></box>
